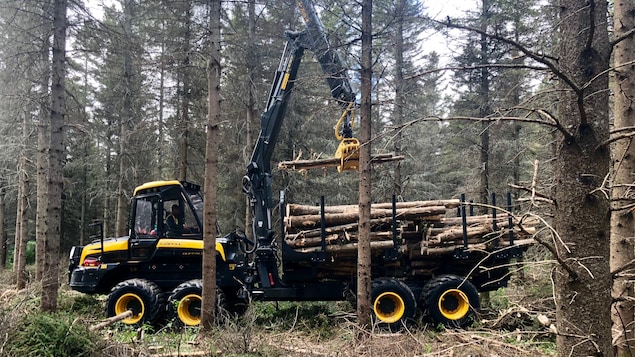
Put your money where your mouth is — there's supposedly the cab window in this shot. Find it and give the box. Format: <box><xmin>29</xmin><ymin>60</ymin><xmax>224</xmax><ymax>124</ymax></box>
<box><xmin>133</xmin><ymin>197</ymin><xmax>159</xmax><ymax>236</ymax></box>
<box><xmin>163</xmin><ymin>198</ymin><xmax>201</xmax><ymax>238</ymax></box>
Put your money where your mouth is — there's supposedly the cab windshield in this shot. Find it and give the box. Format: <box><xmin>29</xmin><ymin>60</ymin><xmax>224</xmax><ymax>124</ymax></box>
<box><xmin>132</xmin><ymin>184</ymin><xmax>203</xmax><ymax>239</ymax></box>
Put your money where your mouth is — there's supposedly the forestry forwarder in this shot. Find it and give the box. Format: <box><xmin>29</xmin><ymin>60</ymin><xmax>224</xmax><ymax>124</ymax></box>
<box><xmin>68</xmin><ymin>0</ymin><xmax>526</xmax><ymax>330</ymax></box>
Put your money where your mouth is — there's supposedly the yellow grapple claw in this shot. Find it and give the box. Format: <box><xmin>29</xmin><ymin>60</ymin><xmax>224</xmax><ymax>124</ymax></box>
<box><xmin>334</xmin><ymin>138</ymin><xmax>360</xmax><ymax>172</ymax></box>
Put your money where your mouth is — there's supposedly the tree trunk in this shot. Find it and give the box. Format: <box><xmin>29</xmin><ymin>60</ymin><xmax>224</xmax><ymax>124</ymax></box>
<box><xmin>14</xmin><ymin>112</ymin><xmax>29</xmax><ymax>290</ymax></box>
<box><xmin>610</xmin><ymin>1</ymin><xmax>635</xmax><ymax>354</ymax></box>
<box><xmin>244</xmin><ymin>0</ymin><xmax>256</xmax><ymax>236</ymax></box>
<box><xmin>103</xmin><ymin>116</ymin><xmax>114</xmax><ymax>238</ymax></box>
<box><xmin>554</xmin><ymin>1</ymin><xmax>612</xmax><ymax>355</ymax></box>
<box><xmin>392</xmin><ymin>0</ymin><xmax>404</xmax><ymax>198</ymax></box>
<box><xmin>356</xmin><ymin>0</ymin><xmax>373</xmax><ymax>332</ymax></box>
<box><xmin>157</xmin><ymin>22</ymin><xmax>166</xmax><ymax>179</ymax></box>
<box><xmin>200</xmin><ymin>0</ymin><xmax>221</xmax><ymax>330</ymax></box>
<box><xmin>80</xmin><ymin>52</ymin><xmax>89</xmax><ymax>245</ymax></box>
<box><xmin>115</xmin><ymin>116</ymin><xmax>128</xmax><ymax>238</ymax></box>
<box><xmin>478</xmin><ymin>0</ymin><xmax>492</xmax><ymax>308</ymax></box>
<box><xmin>36</xmin><ymin>115</ymin><xmax>48</xmax><ymax>282</ymax></box>
<box><xmin>115</xmin><ymin>0</ymin><xmax>134</xmax><ymax>237</ymax></box>
<box><xmin>40</xmin><ymin>0</ymin><xmax>66</xmax><ymax>312</ymax></box>
<box><xmin>36</xmin><ymin>10</ymin><xmax>50</xmax><ymax>281</ymax></box>
<box><xmin>178</xmin><ymin>0</ymin><xmax>192</xmax><ymax>183</ymax></box>
<box><xmin>0</xmin><ymin>188</ymin><xmax>5</xmax><ymax>269</ymax></box>
<box><xmin>478</xmin><ymin>0</ymin><xmax>491</xmax><ymax>215</ymax></box>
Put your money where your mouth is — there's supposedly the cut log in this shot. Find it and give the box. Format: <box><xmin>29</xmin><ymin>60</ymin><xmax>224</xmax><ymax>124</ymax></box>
<box><xmin>412</xmin><ymin>238</ymin><xmax>535</xmax><ymax>257</ymax></box>
<box><xmin>294</xmin><ymin>240</ymin><xmax>397</xmax><ymax>254</ymax></box>
<box><xmin>287</xmin><ymin>200</ymin><xmax>460</xmax><ymax>215</ymax></box>
<box><xmin>278</xmin><ymin>153</ymin><xmax>404</xmax><ymax>171</ymax></box>
<box><xmin>285</xmin><ymin>217</ymin><xmax>394</xmax><ymax>239</ymax></box>
<box><xmin>89</xmin><ymin>310</ymin><xmax>133</xmax><ymax>331</ymax></box>
<box><xmin>285</xmin><ymin>206</ymin><xmax>447</xmax><ymax>229</ymax></box>
<box><xmin>433</xmin><ymin>225</ymin><xmax>494</xmax><ymax>243</ymax></box>
<box><xmin>371</xmin><ymin>199</ymin><xmax>461</xmax><ymax>210</ymax></box>
<box><xmin>282</xmin><ymin>197</ymin><xmax>537</xmax><ymax>260</ymax></box>
<box><xmin>286</xmin><ymin>231</ymin><xmax>397</xmax><ymax>248</ymax></box>
<box><xmin>285</xmin><ymin>234</ymin><xmax>340</xmax><ymax>248</ymax></box>
<box><xmin>440</xmin><ymin>214</ymin><xmax>508</xmax><ymax>226</ymax></box>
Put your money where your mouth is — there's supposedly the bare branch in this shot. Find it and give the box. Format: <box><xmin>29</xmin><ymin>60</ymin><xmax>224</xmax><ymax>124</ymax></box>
<box><xmin>612</xmin><ymin>258</ymin><xmax>635</xmax><ymax>278</ymax></box>
<box><xmin>534</xmin><ymin>235</ymin><xmax>578</xmax><ymax>280</ymax></box>
<box><xmin>509</xmin><ymin>187</ymin><xmax>555</xmax><ymax>206</ymax></box>
<box><xmin>520</xmin><ymin>213</ymin><xmax>578</xmax><ymax>280</ymax></box>
<box><xmin>611</xmin><ymin>27</ymin><xmax>635</xmax><ymax>48</ymax></box>
<box><xmin>405</xmin><ymin>63</ymin><xmax>549</xmax><ymax>81</ymax></box>
<box><xmin>435</xmin><ymin>19</ymin><xmax>582</xmax><ymax>97</ymax></box>
<box><xmin>611</xmin><ymin>126</ymin><xmax>635</xmax><ymax>135</ymax></box>
<box><xmin>598</xmin><ymin>129</ymin><xmax>635</xmax><ymax>147</ymax></box>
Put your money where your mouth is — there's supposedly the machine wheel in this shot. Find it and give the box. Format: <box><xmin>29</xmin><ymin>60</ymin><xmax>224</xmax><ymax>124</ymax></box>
<box><xmin>421</xmin><ymin>274</ymin><xmax>480</xmax><ymax>328</ymax></box>
<box><xmin>225</xmin><ymin>288</ymin><xmax>250</xmax><ymax>316</ymax></box>
<box><xmin>106</xmin><ymin>279</ymin><xmax>165</xmax><ymax>326</ymax></box>
<box><xmin>168</xmin><ymin>279</ymin><xmax>228</xmax><ymax>327</ymax></box>
<box><xmin>371</xmin><ymin>278</ymin><xmax>417</xmax><ymax>331</ymax></box>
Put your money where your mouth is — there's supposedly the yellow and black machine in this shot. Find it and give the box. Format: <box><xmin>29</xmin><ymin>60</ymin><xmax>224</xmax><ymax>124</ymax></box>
<box><xmin>68</xmin><ymin>180</ymin><xmax>250</xmax><ymax>325</ymax></box>
<box><xmin>69</xmin><ymin>0</ymin><xmax>524</xmax><ymax>330</ymax></box>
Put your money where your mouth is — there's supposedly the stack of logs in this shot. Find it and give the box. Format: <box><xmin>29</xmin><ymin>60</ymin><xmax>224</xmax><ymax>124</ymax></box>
<box><xmin>284</xmin><ymin>199</ymin><xmax>535</xmax><ymax>260</ymax></box>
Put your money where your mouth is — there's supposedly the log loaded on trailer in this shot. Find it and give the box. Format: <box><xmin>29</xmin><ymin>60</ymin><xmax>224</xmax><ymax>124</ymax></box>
<box><xmin>68</xmin><ymin>0</ymin><xmax>535</xmax><ymax>329</ymax></box>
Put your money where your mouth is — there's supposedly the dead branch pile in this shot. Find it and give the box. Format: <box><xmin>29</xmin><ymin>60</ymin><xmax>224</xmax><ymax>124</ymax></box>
<box><xmin>284</xmin><ymin>199</ymin><xmax>536</xmax><ymax>260</ymax></box>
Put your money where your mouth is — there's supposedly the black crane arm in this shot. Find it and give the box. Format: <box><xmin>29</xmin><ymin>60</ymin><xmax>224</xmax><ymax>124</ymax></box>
<box><xmin>297</xmin><ymin>0</ymin><xmax>356</xmax><ymax>105</ymax></box>
<box><xmin>243</xmin><ymin>33</ymin><xmax>305</xmax><ymax>248</ymax></box>
<box><xmin>243</xmin><ymin>0</ymin><xmax>357</xmax><ymax>255</ymax></box>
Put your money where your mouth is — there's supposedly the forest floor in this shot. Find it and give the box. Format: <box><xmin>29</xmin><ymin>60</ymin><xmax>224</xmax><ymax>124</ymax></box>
<box><xmin>0</xmin><ymin>247</ymin><xmax>556</xmax><ymax>356</ymax></box>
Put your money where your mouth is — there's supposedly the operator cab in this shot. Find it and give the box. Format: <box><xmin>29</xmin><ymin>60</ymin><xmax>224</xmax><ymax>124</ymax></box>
<box><xmin>132</xmin><ymin>181</ymin><xmax>203</xmax><ymax>238</ymax></box>
<box><xmin>129</xmin><ymin>181</ymin><xmax>204</xmax><ymax>259</ymax></box>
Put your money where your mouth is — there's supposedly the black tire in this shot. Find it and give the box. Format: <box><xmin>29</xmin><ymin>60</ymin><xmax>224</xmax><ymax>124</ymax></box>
<box><xmin>371</xmin><ymin>278</ymin><xmax>417</xmax><ymax>331</ymax></box>
<box><xmin>106</xmin><ymin>279</ymin><xmax>165</xmax><ymax>326</ymax></box>
<box><xmin>225</xmin><ymin>288</ymin><xmax>250</xmax><ymax>316</ymax></box>
<box><xmin>168</xmin><ymin>279</ymin><xmax>229</xmax><ymax>327</ymax></box>
<box><xmin>421</xmin><ymin>274</ymin><xmax>480</xmax><ymax>328</ymax></box>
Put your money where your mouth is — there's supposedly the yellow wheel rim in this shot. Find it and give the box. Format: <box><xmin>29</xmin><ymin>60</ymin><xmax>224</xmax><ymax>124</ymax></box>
<box><xmin>373</xmin><ymin>292</ymin><xmax>405</xmax><ymax>323</ymax></box>
<box><xmin>177</xmin><ymin>294</ymin><xmax>202</xmax><ymax>326</ymax></box>
<box><xmin>438</xmin><ymin>289</ymin><xmax>470</xmax><ymax>320</ymax></box>
<box><xmin>115</xmin><ymin>293</ymin><xmax>144</xmax><ymax>325</ymax></box>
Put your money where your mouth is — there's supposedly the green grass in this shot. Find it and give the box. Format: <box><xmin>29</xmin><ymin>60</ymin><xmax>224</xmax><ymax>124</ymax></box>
<box><xmin>0</xmin><ymin>261</ymin><xmax>558</xmax><ymax>356</ymax></box>
<box><xmin>4</xmin><ymin>312</ymin><xmax>103</xmax><ymax>357</ymax></box>
<box><xmin>489</xmin><ymin>287</ymin><xmax>511</xmax><ymax>310</ymax></box>
<box><xmin>253</xmin><ymin>301</ymin><xmax>343</xmax><ymax>337</ymax></box>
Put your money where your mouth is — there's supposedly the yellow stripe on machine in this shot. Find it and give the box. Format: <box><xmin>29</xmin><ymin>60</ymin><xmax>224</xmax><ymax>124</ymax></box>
<box><xmin>281</xmin><ymin>73</ymin><xmax>291</xmax><ymax>90</ymax></box>
<box><xmin>80</xmin><ymin>238</ymin><xmax>129</xmax><ymax>265</ymax></box>
<box><xmin>281</xmin><ymin>55</ymin><xmax>295</xmax><ymax>90</ymax></box>
<box><xmin>156</xmin><ymin>239</ymin><xmax>226</xmax><ymax>261</ymax></box>
<box><xmin>80</xmin><ymin>237</ymin><xmax>227</xmax><ymax>265</ymax></box>
<box><xmin>133</xmin><ymin>180</ymin><xmax>181</xmax><ymax>195</ymax></box>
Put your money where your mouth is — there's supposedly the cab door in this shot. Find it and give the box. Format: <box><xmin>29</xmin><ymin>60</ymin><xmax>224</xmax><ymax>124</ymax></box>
<box><xmin>129</xmin><ymin>194</ymin><xmax>161</xmax><ymax>260</ymax></box>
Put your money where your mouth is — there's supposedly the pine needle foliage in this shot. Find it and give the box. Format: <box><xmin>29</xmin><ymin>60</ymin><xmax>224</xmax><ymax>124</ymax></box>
<box><xmin>4</xmin><ymin>312</ymin><xmax>102</xmax><ymax>357</ymax></box>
